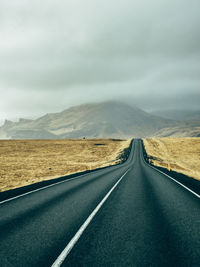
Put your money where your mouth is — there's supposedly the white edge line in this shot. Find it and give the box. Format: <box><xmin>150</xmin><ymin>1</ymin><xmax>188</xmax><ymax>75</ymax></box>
<box><xmin>0</xmin><ymin>175</ymin><xmax>84</xmax><ymax>205</ymax></box>
<box><xmin>0</xmin><ymin>166</ymin><xmax>110</xmax><ymax>205</ymax></box>
<box><xmin>0</xmin><ymin>142</ymin><xmax>133</xmax><ymax>205</ymax></box>
<box><xmin>51</xmin><ymin>168</ymin><xmax>130</xmax><ymax>267</ymax></box>
<box><xmin>143</xmin><ymin>157</ymin><xmax>200</xmax><ymax>199</ymax></box>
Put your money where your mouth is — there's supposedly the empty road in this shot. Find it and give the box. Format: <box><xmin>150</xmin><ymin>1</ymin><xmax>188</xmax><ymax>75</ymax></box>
<box><xmin>0</xmin><ymin>139</ymin><xmax>199</xmax><ymax>266</ymax></box>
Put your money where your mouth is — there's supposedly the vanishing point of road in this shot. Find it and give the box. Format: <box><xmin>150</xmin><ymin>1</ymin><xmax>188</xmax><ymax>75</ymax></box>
<box><xmin>0</xmin><ymin>139</ymin><xmax>199</xmax><ymax>266</ymax></box>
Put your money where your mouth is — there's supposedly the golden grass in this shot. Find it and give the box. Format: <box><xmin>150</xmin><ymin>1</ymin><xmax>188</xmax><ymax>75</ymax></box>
<box><xmin>0</xmin><ymin>139</ymin><xmax>130</xmax><ymax>192</ymax></box>
<box><xmin>143</xmin><ymin>138</ymin><xmax>200</xmax><ymax>180</ymax></box>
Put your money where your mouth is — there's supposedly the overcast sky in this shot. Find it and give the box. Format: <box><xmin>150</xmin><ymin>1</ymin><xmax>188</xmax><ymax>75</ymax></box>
<box><xmin>0</xmin><ymin>0</ymin><xmax>200</xmax><ymax>124</ymax></box>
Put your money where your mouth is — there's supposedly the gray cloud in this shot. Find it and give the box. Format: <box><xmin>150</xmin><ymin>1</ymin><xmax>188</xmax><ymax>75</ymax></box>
<box><xmin>0</xmin><ymin>0</ymin><xmax>200</xmax><ymax>122</ymax></box>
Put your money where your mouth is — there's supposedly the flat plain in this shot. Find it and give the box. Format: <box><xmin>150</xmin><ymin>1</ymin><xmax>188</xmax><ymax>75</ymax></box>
<box><xmin>0</xmin><ymin>139</ymin><xmax>130</xmax><ymax>192</ymax></box>
<box><xmin>143</xmin><ymin>137</ymin><xmax>200</xmax><ymax>180</ymax></box>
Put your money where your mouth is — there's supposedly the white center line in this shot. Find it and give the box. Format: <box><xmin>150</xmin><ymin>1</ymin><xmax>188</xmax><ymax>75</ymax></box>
<box><xmin>51</xmin><ymin>168</ymin><xmax>130</xmax><ymax>267</ymax></box>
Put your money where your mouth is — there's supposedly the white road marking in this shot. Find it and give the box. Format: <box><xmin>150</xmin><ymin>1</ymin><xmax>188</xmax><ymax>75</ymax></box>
<box><xmin>0</xmin><ymin>176</ymin><xmax>83</xmax><ymax>205</ymax></box>
<box><xmin>51</xmin><ymin>168</ymin><xmax>130</xmax><ymax>267</ymax></box>
<box><xmin>0</xmin><ymin>166</ymin><xmax>115</xmax><ymax>205</ymax></box>
<box><xmin>144</xmin><ymin>158</ymin><xmax>200</xmax><ymax>199</ymax></box>
<box><xmin>0</xmin><ymin>141</ymin><xmax>134</xmax><ymax>206</ymax></box>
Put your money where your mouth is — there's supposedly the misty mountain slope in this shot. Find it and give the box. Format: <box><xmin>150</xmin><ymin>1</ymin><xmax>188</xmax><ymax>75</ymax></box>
<box><xmin>151</xmin><ymin>109</ymin><xmax>200</xmax><ymax>121</ymax></box>
<box><xmin>0</xmin><ymin>101</ymin><xmax>184</xmax><ymax>139</ymax></box>
<box><xmin>44</xmin><ymin>102</ymin><xmax>176</xmax><ymax>138</ymax></box>
<box><xmin>154</xmin><ymin>126</ymin><xmax>200</xmax><ymax>137</ymax></box>
<box><xmin>0</xmin><ymin>119</ymin><xmax>58</xmax><ymax>139</ymax></box>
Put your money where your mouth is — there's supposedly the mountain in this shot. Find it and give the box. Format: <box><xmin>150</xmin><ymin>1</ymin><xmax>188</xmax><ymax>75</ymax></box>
<box><xmin>150</xmin><ymin>109</ymin><xmax>200</xmax><ymax>137</ymax></box>
<box><xmin>153</xmin><ymin>126</ymin><xmax>200</xmax><ymax>137</ymax></box>
<box><xmin>151</xmin><ymin>109</ymin><xmax>200</xmax><ymax>121</ymax></box>
<box><xmin>0</xmin><ymin>101</ymin><xmax>177</xmax><ymax>139</ymax></box>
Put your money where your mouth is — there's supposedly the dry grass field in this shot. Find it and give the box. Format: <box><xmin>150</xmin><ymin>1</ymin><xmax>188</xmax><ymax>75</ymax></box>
<box><xmin>0</xmin><ymin>139</ymin><xmax>131</xmax><ymax>192</ymax></box>
<box><xmin>143</xmin><ymin>138</ymin><xmax>200</xmax><ymax>180</ymax></box>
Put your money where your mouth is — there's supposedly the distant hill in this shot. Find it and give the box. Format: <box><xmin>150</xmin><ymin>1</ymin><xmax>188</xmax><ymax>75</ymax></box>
<box><xmin>151</xmin><ymin>109</ymin><xmax>200</xmax><ymax>121</ymax></box>
<box><xmin>153</xmin><ymin>126</ymin><xmax>200</xmax><ymax>137</ymax></box>
<box><xmin>0</xmin><ymin>101</ymin><xmax>176</xmax><ymax>139</ymax></box>
<box><xmin>150</xmin><ymin>109</ymin><xmax>200</xmax><ymax>137</ymax></box>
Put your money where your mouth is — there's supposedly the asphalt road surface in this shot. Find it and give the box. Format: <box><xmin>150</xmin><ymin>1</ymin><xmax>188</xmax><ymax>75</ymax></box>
<box><xmin>0</xmin><ymin>139</ymin><xmax>199</xmax><ymax>267</ymax></box>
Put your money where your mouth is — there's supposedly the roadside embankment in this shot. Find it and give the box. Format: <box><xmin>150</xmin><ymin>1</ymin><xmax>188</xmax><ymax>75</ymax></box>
<box><xmin>142</xmin><ymin>138</ymin><xmax>200</xmax><ymax>194</ymax></box>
